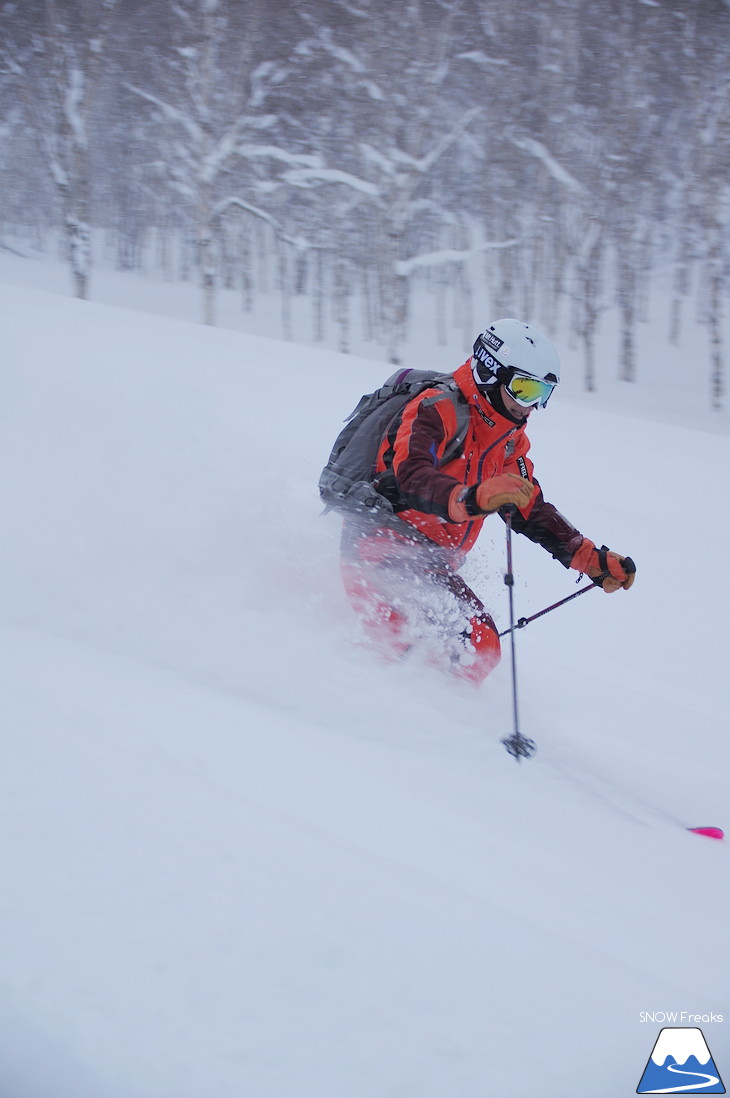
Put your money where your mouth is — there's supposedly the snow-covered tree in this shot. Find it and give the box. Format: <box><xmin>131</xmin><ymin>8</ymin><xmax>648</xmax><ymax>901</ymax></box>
<box><xmin>10</xmin><ymin>0</ymin><xmax>118</xmax><ymax>298</ymax></box>
<box><xmin>1</xmin><ymin>0</ymin><xmax>729</xmax><ymax>407</ymax></box>
<box><xmin>285</xmin><ymin>0</ymin><xmax>502</xmax><ymax>362</ymax></box>
<box><xmin>664</xmin><ymin>0</ymin><xmax>730</xmax><ymax>410</ymax></box>
<box><xmin>126</xmin><ymin>0</ymin><xmax>310</xmax><ymax>326</ymax></box>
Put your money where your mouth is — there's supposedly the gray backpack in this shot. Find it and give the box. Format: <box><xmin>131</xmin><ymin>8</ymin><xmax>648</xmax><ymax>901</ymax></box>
<box><xmin>319</xmin><ymin>368</ymin><xmax>470</xmax><ymax>516</ymax></box>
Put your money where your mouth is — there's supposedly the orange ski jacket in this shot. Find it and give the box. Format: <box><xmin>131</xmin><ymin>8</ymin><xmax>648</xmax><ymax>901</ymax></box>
<box><xmin>372</xmin><ymin>359</ymin><xmax>583</xmax><ymax>565</ymax></box>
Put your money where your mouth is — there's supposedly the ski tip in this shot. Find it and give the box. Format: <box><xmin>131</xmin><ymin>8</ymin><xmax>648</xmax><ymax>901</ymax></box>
<box><xmin>687</xmin><ymin>826</ymin><xmax>724</xmax><ymax>841</ymax></box>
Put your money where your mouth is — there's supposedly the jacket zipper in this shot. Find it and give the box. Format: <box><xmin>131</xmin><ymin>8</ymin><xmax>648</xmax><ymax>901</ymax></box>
<box><xmin>456</xmin><ymin>426</ymin><xmax>518</xmax><ymax>549</ymax></box>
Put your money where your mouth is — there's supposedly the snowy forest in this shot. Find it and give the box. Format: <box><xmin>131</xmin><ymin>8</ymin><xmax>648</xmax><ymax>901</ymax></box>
<box><xmin>1</xmin><ymin>0</ymin><xmax>729</xmax><ymax>407</ymax></box>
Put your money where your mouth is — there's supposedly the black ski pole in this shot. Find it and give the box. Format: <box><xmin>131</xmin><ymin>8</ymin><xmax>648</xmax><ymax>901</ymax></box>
<box><xmin>497</xmin><ymin>552</ymin><xmax>636</xmax><ymax>637</ymax></box>
<box><xmin>499</xmin><ymin>507</ymin><xmax>536</xmax><ymax>762</ymax></box>
<box><xmin>498</xmin><ymin>581</ymin><xmax>595</xmax><ymax>637</ymax></box>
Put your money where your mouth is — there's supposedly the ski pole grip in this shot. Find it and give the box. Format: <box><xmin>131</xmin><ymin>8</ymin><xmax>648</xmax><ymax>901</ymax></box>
<box><xmin>621</xmin><ymin>556</ymin><xmax>636</xmax><ymax>575</ymax></box>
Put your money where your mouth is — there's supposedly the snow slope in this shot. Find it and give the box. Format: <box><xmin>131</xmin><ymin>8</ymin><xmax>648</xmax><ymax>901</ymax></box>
<box><xmin>0</xmin><ymin>280</ymin><xmax>728</xmax><ymax>1097</ymax></box>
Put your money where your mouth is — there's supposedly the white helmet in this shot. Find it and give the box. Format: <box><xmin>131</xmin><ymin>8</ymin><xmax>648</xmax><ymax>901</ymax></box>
<box><xmin>472</xmin><ymin>318</ymin><xmax>560</xmax><ymax>407</ymax></box>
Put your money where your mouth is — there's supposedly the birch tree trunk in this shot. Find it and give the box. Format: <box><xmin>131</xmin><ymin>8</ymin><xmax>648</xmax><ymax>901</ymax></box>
<box><xmin>64</xmin><ymin>140</ymin><xmax>92</xmax><ymax>299</ymax></box>
<box><xmin>616</xmin><ymin>237</ymin><xmax>637</xmax><ymax>384</ymax></box>
<box><xmin>705</xmin><ymin>219</ymin><xmax>725</xmax><ymax>411</ymax></box>
<box><xmin>20</xmin><ymin>0</ymin><xmax>118</xmax><ymax>300</ymax></box>
<box><xmin>333</xmin><ymin>254</ymin><xmax>350</xmax><ymax>355</ymax></box>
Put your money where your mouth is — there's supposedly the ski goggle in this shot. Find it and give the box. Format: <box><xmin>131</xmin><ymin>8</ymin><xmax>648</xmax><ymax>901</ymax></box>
<box><xmin>505</xmin><ymin>372</ymin><xmax>556</xmax><ymax>408</ymax></box>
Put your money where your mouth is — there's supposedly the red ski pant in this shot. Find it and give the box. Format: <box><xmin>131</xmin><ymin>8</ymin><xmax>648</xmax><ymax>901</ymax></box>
<box><xmin>340</xmin><ymin>521</ymin><xmax>501</xmax><ymax>686</ymax></box>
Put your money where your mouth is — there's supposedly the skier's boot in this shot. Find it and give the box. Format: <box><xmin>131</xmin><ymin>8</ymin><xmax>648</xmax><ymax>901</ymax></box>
<box><xmin>454</xmin><ymin>615</ymin><xmax>501</xmax><ymax>686</ymax></box>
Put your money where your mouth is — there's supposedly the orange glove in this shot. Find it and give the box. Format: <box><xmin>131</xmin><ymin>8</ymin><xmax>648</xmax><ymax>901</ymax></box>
<box><xmin>449</xmin><ymin>475</ymin><xmax>536</xmax><ymax>522</ymax></box>
<box><xmin>570</xmin><ymin>538</ymin><xmax>636</xmax><ymax>593</ymax></box>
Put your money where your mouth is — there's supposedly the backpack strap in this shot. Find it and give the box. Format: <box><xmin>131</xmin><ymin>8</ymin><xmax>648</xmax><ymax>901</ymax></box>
<box><xmin>374</xmin><ymin>378</ymin><xmax>471</xmax><ymax>511</ymax></box>
<box><xmin>387</xmin><ymin>377</ymin><xmax>470</xmax><ymax>470</ymax></box>
<box><xmin>419</xmin><ymin>380</ymin><xmax>471</xmax><ymax>467</ymax></box>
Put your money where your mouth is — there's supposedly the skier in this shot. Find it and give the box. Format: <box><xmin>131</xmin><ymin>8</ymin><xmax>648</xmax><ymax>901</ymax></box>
<box><xmin>339</xmin><ymin>319</ymin><xmax>635</xmax><ymax>685</ymax></box>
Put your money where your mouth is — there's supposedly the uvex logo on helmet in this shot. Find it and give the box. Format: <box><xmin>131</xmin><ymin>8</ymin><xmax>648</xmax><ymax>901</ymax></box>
<box><xmin>473</xmin><ymin>345</ymin><xmax>501</xmax><ymax>371</ymax></box>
